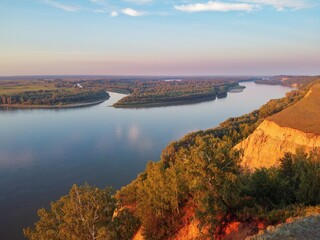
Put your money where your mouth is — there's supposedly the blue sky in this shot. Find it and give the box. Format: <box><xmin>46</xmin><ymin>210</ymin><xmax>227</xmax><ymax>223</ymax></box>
<box><xmin>0</xmin><ymin>0</ymin><xmax>319</xmax><ymax>76</ymax></box>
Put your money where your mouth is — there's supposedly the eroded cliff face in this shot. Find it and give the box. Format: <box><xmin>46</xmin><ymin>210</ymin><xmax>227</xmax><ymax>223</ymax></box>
<box><xmin>236</xmin><ymin>120</ymin><xmax>320</xmax><ymax>170</ymax></box>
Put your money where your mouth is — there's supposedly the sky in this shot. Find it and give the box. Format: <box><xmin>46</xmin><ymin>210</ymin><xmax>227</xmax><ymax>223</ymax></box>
<box><xmin>0</xmin><ymin>0</ymin><xmax>319</xmax><ymax>76</ymax></box>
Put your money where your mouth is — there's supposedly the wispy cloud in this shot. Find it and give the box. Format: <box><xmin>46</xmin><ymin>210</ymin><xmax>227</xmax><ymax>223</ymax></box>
<box><xmin>124</xmin><ymin>0</ymin><xmax>153</xmax><ymax>4</ymax></box>
<box><xmin>174</xmin><ymin>1</ymin><xmax>256</xmax><ymax>12</ymax></box>
<box><xmin>121</xmin><ymin>8</ymin><xmax>146</xmax><ymax>16</ymax></box>
<box><xmin>241</xmin><ymin>0</ymin><xmax>309</xmax><ymax>10</ymax></box>
<box><xmin>89</xmin><ymin>0</ymin><xmax>107</xmax><ymax>4</ymax></box>
<box><xmin>43</xmin><ymin>0</ymin><xmax>80</xmax><ymax>12</ymax></box>
<box><xmin>111</xmin><ymin>11</ymin><xmax>119</xmax><ymax>17</ymax></box>
<box><xmin>92</xmin><ymin>9</ymin><xmax>108</xmax><ymax>14</ymax></box>
<box><xmin>42</xmin><ymin>0</ymin><xmax>312</xmax><ymax>15</ymax></box>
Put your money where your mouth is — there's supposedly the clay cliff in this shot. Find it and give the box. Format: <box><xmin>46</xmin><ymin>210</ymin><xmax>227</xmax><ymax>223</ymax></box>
<box><xmin>236</xmin><ymin>120</ymin><xmax>320</xmax><ymax>170</ymax></box>
<box><xmin>236</xmin><ymin>84</ymin><xmax>320</xmax><ymax>170</ymax></box>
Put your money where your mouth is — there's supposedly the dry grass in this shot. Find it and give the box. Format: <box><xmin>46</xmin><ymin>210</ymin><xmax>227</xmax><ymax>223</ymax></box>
<box><xmin>269</xmin><ymin>84</ymin><xmax>320</xmax><ymax>134</ymax></box>
<box><xmin>248</xmin><ymin>215</ymin><xmax>320</xmax><ymax>240</ymax></box>
<box><xmin>247</xmin><ymin>206</ymin><xmax>320</xmax><ymax>240</ymax></box>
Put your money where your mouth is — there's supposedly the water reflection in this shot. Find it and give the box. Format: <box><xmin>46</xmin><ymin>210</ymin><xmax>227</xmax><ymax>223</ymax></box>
<box><xmin>0</xmin><ymin>150</ymin><xmax>35</xmax><ymax>168</ymax></box>
<box><xmin>128</xmin><ymin>124</ymin><xmax>140</xmax><ymax>143</ymax></box>
<box><xmin>115</xmin><ymin>124</ymin><xmax>123</xmax><ymax>140</ymax></box>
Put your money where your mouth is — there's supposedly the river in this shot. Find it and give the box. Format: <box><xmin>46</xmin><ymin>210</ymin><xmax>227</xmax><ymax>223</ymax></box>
<box><xmin>0</xmin><ymin>82</ymin><xmax>292</xmax><ymax>239</ymax></box>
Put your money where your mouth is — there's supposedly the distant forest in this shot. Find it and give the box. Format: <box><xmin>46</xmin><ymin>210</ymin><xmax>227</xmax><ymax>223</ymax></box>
<box><xmin>81</xmin><ymin>78</ymin><xmax>247</xmax><ymax>107</ymax></box>
<box><xmin>0</xmin><ymin>77</ymin><xmax>252</xmax><ymax>108</ymax></box>
<box><xmin>0</xmin><ymin>90</ymin><xmax>109</xmax><ymax>106</ymax></box>
<box><xmin>0</xmin><ymin>79</ymin><xmax>110</xmax><ymax>106</ymax></box>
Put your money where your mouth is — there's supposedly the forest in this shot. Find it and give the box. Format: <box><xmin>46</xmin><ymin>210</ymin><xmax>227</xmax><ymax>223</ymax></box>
<box><xmin>24</xmin><ymin>79</ymin><xmax>320</xmax><ymax>239</ymax></box>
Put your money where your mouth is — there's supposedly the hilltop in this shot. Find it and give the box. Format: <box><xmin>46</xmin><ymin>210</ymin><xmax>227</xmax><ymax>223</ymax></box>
<box><xmin>269</xmin><ymin>84</ymin><xmax>320</xmax><ymax>134</ymax></box>
<box><xmin>237</xmin><ymin>83</ymin><xmax>320</xmax><ymax>170</ymax></box>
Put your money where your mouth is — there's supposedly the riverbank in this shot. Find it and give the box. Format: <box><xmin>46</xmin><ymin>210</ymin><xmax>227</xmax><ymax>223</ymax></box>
<box><xmin>113</xmin><ymin>85</ymin><xmax>246</xmax><ymax>108</ymax></box>
<box><xmin>0</xmin><ymin>98</ymin><xmax>109</xmax><ymax>109</ymax></box>
<box><xmin>112</xmin><ymin>95</ymin><xmax>217</xmax><ymax>108</ymax></box>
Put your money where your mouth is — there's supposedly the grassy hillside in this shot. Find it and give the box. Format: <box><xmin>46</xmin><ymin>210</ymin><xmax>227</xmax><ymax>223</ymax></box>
<box><xmin>269</xmin><ymin>84</ymin><xmax>320</xmax><ymax>134</ymax></box>
<box><xmin>249</xmin><ymin>207</ymin><xmax>320</xmax><ymax>240</ymax></box>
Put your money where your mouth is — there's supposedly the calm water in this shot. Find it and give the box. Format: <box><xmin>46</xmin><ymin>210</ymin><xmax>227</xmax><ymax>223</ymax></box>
<box><xmin>0</xmin><ymin>82</ymin><xmax>292</xmax><ymax>239</ymax></box>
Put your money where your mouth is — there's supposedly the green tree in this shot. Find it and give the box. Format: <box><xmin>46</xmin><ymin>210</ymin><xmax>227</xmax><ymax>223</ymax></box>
<box><xmin>294</xmin><ymin>150</ymin><xmax>320</xmax><ymax>205</ymax></box>
<box><xmin>182</xmin><ymin>135</ymin><xmax>242</xmax><ymax>236</ymax></box>
<box><xmin>24</xmin><ymin>184</ymin><xmax>116</xmax><ymax>240</ymax></box>
<box><xmin>244</xmin><ymin>168</ymin><xmax>283</xmax><ymax>209</ymax></box>
<box><xmin>136</xmin><ymin>162</ymin><xmax>184</xmax><ymax>240</ymax></box>
<box><xmin>112</xmin><ymin>209</ymin><xmax>141</xmax><ymax>240</ymax></box>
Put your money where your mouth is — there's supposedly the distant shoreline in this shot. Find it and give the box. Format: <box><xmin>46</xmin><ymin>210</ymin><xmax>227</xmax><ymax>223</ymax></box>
<box><xmin>228</xmin><ymin>88</ymin><xmax>244</xmax><ymax>93</ymax></box>
<box><xmin>0</xmin><ymin>98</ymin><xmax>108</xmax><ymax>109</ymax></box>
<box><xmin>113</xmin><ymin>95</ymin><xmax>219</xmax><ymax>109</ymax></box>
<box><xmin>113</xmin><ymin>85</ymin><xmax>246</xmax><ymax>108</ymax></box>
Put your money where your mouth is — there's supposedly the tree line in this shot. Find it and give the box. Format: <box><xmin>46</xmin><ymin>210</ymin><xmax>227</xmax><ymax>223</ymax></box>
<box><xmin>0</xmin><ymin>90</ymin><xmax>109</xmax><ymax>106</ymax></box>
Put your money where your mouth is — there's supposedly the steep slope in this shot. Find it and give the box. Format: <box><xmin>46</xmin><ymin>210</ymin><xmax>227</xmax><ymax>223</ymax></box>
<box><xmin>236</xmin><ymin>84</ymin><xmax>320</xmax><ymax>170</ymax></box>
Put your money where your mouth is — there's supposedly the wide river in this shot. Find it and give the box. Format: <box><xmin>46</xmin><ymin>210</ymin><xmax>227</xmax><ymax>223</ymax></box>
<box><xmin>0</xmin><ymin>82</ymin><xmax>292</xmax><ymax>239</ymax></box>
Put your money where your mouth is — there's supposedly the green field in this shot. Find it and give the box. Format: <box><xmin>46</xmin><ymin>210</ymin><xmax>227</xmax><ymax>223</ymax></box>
<box><xmin>0</xmin><ymin>80</ymin><xmax>59</xmax><ymax>95</ymax></box>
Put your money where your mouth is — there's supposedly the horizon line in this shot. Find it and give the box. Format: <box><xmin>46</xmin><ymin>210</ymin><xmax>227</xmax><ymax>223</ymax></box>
<box><xmin>1</xmin><ymin>74</ymin><xmax>318</xmax><ymax>79</ymax></box>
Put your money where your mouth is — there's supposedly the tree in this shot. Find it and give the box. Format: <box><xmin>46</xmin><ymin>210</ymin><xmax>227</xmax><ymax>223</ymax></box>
<box><xmin>244</xmin><ymin>168</ymin><xmax>282</xmax><ymax>209</ymax></box>
<box><xmin>294</xmin><ymin>150</ymin><xmax>320</xmax><ymax>205</ymax></box>
<box><xmin>181</xmin><ymin>135</ymin><xmax>242</xmax><ymax>236</ymax></box>
<box><xmin>136</xmin><ymin>162</ymin><xmax>184</xmax><ymax>240</ymax></box>
<box><xmin>112</xmin><ymin>209</ymin><xmax>140</xmax><ymax>240</ymax></box>
<box><xmin>24</xmin><ymin>184</ymin><xmax>116</xmax><ymax>240</ymax></box>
